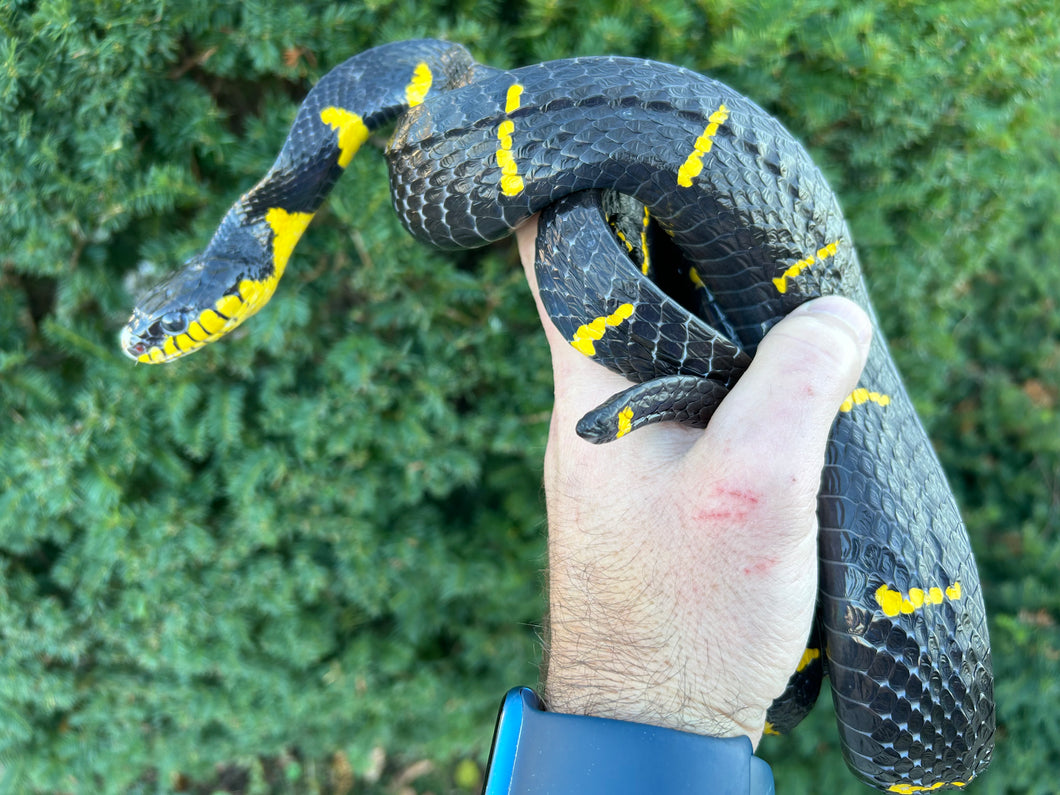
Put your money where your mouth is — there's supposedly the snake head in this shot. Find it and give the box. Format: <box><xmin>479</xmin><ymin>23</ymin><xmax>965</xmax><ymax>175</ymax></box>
<box><xmin>121</xmin><ymin>250</ymin><xmax>277</xmax><ymax>364</ymax></box>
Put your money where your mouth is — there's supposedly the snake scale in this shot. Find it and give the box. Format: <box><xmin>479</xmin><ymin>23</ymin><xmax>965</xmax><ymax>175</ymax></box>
<box><xmin>121</xmin><ymin>39</ymin><xmax>994</xmax><ymax>791</ymax></box>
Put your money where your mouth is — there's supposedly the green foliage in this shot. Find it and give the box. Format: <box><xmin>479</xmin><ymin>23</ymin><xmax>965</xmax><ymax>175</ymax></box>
<box><xmin>1</xmin><ymin>0</ymin><xmax>1057</xmax><ymax>792</ymax></box>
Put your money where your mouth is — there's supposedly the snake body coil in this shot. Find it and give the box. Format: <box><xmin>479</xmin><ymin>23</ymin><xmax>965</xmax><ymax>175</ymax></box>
<box><xmin>122</xmin><ymin>40</ymin><xmax>994</xmax><ymax>791</ymax></box>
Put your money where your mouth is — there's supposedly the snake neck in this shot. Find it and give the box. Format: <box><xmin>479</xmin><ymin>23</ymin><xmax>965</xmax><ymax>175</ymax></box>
<box><xmin>198</xmin><ymin>38</ymin><xmax>482</xmax><ymax>328</ymax></box>
<box><xmin>123</xmin><ymin>39</ymin><xmax>476</xmax><ymax>363</ymax></box>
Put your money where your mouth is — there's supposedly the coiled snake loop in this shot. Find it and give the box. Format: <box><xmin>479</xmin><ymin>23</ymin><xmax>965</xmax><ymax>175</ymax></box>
<box><xmin>122</xmin><ymin>40</ymin><xmax>994</xmax><ymax>792</ymax></box>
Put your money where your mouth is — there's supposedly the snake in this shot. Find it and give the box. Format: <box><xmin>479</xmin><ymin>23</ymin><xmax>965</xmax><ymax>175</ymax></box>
<box><xmin>121</xmin><ymin>39</ymin><xmax>995</xmax><ymax>791</ymax></box>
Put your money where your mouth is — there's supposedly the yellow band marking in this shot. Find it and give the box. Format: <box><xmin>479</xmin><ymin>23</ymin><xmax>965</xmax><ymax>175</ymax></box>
<box><xmin>319</xmin><ymin>106</ymin><xmax>370</xmax><ymax>169</ymax></box>
<box><xmin>773</xmin><ymin>240</ymin><xmax>840</xmax><ymax>293</ymax></box>
<box><xmin>888</xmin><ymin>782</ymin><xmax>967</xmax><ymax>793</ymax></box>
<box><xmin>875</xmin><ymin>582</ymin><xmax>961</xmax><ymax>618</ymax></box>
<box><xmin>213</xmin><ymin>206</ymin><xmax>315</xmax><ymax>325</ymax></box>
<box><xmin>405</xmin><ymin>62</ymin><xmax>433</xmax><ymax>107</ymax></box>
<box><xmin>496</xmin><ymin>84</ymin><xmax>525</xmax><ymax>196</ymax></box>
<box><xmin>266</xmin><ymin>207</ymin><xmax>314</xmax><ymax>274</ymax></box>
<box><xmin>496</xmin><ymin>119</ymin><xmax>516</xmax><ymax>147</ymax></box>
<box><xmin>504</xmin><ymin>83</ymin><xmax>523</xmax><ymax>114</ymax></box>
<box><xmin>676</xmin><ymin>104</ymin><xmax>729</xmax><ymax>188</ymax></box>
<box><xmin>138</xmin><ymin>308</ymin><xmax>231</xmax><ymax>362</ymax></box>
<box><xmin>570</xmin><ymin>303</ymin><xmax>635</xmax><ymax>356</ymax></box>
<box><xmin>238</xmin><ymin>277</ymin><xmax>271</xmax><ymax>308</ymax></box>
<box><xmin>202</xmin><ymin>207</ymin><xmax>313</xmax><ymax>335</ymax></box>
<box><xmin>796</xmin><ymin>647</ymin><xmax>820</xmax><ymax>672</ymax></box>
<box><xmin>689</xmin><ymin>266</ymin><xmax>705</xmax><ymax>290</ymax></box>
<box><xmin>763</xmin><ymin>721</ymin><xmax>779</xmax><ymax>736</ymax></box>
<box><xmin>840</xmin><ymin>387</ymin><xmax>891</xmax><ymax>413</ymax></box>
<box><xmin>616</xmin><ymin>406</ymin><xmax>634</xmax><ymax>438</ymax></box>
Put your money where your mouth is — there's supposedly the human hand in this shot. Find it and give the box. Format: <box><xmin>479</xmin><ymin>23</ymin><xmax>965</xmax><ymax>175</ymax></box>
<box><xmin>516</xmin><ymin>217</ymin><xmax>872</xmax><ymax>748</ymax></box>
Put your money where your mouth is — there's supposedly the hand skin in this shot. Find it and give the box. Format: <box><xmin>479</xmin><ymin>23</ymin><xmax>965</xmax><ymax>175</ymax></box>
<box><xmin>515</xmin><ymin>217</ymin><xmax>872</xmax><ymax>749</ymax></box>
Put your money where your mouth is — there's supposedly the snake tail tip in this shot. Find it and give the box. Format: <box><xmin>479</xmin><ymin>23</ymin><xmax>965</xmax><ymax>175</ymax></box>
<box><xmin>574</xmin><ymin>415</ymin><xmax>615</xmax><ymax>444</ymax></box>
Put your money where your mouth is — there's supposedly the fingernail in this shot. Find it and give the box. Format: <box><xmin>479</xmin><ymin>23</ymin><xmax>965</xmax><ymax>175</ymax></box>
<box><xmin>793</xmin><ymin>296</ymin><xmax>873</xmax><ymax>348</ymax></box>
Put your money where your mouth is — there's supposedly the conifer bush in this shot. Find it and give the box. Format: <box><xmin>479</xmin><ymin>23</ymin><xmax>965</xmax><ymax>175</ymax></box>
<box><xmin>1</xmin><ymin>1</ymin><xmax>1057</xmax><ymax>792</ymax></box>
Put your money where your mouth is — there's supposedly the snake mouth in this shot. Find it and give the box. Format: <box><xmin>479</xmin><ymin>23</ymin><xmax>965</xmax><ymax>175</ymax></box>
<box><xmin>119</xmin><ymin>318</ymin><xmax>192</xmax><ymax>363</ymax></box>
<box><xmin>119</xmin><ymin>325</ymin><xmax>148</xmax><ymax>361</ymax></box>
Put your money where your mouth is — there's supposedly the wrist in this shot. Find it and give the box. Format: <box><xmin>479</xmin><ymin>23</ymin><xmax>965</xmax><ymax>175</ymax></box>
<box><xmin>543</xmin><ymin>643</ymin><xmax>768</xmax><ymax>749</ymax></box>
<box><xmin>544</xmin><ymin>526</ymin><xmax>770</xmax><ymax>747</ymax></box>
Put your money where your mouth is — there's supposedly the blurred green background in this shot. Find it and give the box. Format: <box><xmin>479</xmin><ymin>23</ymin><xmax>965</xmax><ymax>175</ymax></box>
<box><xmin>1</xmin><ymin>0</ymin><xmax>1057</xmax><ymax>792</ymax></box>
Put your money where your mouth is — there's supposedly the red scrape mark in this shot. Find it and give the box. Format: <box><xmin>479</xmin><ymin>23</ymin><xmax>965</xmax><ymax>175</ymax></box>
<box><xmin>692</xmin><ymin>485</ymin><xmax>762</xmax><ymax>524</ymax></box>
<box><xmin>716</xmin><ymin>486</ymin><xmax>760</xmax><ymax>504</ymax></box>
<box><xmin>743</xmin><ymin>557</ymin><xmax>778</xmax><ymax>576</ymax></box>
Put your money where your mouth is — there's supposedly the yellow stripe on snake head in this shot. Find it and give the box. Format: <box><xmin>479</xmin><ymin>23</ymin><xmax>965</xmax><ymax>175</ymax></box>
<box><xmin>173</xmin><ymin>333</ymin><xmax>195</xmax><ymax>352</ymax></box>
<box><xmin>197</xmin><ymin>309</ymin><xmax>227</xmax><ymax>335</ymax></box>
<box><xmin>160</xmin><ymin>206</ymin><xmax>312</xmax><ymax>355</ymax></box>
<box><xmin>238</xmin><ymin>271</ymin><xmax>283</xmax><ymax>314</ymax></box>
<box><xmin>214</xmin><ymin>293</ymin><xmax>243</xmax><ymax>318</ymax></box>
<box><xmin>190</xmin><ymin>206</ymin><xmax>313</xmax><ymax>332</ymax></box>
<box><xmin>186</xmin><ymin>322</ymin><xmax>209</xmax><ymax>342</ymax></box>
<box><xmin>320</xmin><ymin>106</ymin><xmax>370</xmax><ymax>168</ymax></box>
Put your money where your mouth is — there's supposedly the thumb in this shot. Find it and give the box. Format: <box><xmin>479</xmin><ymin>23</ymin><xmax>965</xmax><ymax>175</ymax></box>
<box><xmin>693</xmin><ymin>295</ymin><xmax>873</xmax><ymax>503</ymax></box>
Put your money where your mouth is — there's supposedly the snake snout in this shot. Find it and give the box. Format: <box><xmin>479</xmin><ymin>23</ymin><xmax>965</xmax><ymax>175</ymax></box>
<box><xmin>120</xmin><ymin>325</ymin><xmax>147</xmax><ymax>361</ymax></box>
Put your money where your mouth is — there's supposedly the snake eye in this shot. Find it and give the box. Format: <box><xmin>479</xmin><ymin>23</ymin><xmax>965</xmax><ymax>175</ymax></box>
<box><xmin>158</xmin><ymin>312</ymin><xmax>189</xmax><ymax>336</ymax></box>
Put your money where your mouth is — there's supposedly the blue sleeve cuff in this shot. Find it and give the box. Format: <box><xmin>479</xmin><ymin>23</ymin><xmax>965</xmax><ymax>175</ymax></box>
<box><xmin>483</xmin><ymin>687</ymin><xmax>775</xmax><ymax>794</ymax></box>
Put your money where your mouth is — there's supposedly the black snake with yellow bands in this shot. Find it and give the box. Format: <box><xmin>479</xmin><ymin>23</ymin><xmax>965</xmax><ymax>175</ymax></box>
<box><xmin>121</xmin><ymin>39</ymin><xmax>994</xmax><ymax>791</ymax></box>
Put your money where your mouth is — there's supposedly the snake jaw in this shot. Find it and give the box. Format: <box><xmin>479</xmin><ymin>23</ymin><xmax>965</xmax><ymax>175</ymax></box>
<box><xmin>120</xmin><ymin>306</ymin><xmax>197</xmax><ymax>362</ymax></box>
<box><xmin>120</xmin><ymin>323</ymin><xmax>150</xmax><ymax>361</ymax></box>
<box><xmin>120</xmin><ymin>309</ymin><xmax>193</xmax><ymax>363</ymax></box>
